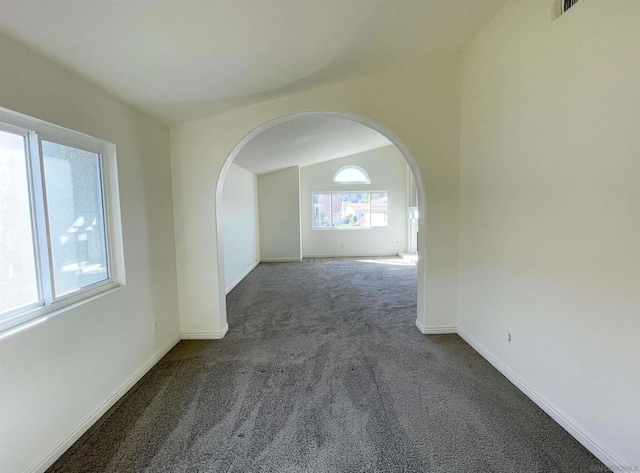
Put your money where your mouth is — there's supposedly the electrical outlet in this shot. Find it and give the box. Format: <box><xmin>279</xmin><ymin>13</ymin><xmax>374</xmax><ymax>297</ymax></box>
<box><xmin>507</xmin><ymin>332</ymin><xmax>512</xmax><ymax>343</ymax></box>
<box><xmin>340</xmin><ymin>242</ymin><xmax>345</xmax><ymax>248</ymax></box>
<box><xmin>153</xmin><ymin>321</ymin><xmax>158</xmax><ymax>333</ymax></box>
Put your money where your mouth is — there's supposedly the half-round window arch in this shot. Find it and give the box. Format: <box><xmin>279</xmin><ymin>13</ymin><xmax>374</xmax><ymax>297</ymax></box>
<box><xmin>333</xmin><ymin>165</ymin><xmax>370</xmax><ymax>184</ymax></box>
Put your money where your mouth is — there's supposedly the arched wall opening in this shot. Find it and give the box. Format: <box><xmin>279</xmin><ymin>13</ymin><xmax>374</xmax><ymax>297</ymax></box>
<box><xmin>215</xmin><ymin>110</ymin><xmax>428</xmax><ymax>333</ymax></box>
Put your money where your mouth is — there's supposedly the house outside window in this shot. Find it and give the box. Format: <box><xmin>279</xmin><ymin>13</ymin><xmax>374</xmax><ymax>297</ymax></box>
<box><xmin>313</xmin><ymin>191</ymin><xmax>388</xmax><ymax>229</ymax></box>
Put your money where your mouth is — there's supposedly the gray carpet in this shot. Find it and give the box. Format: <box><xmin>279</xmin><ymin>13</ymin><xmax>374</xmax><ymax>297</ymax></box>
<box><xmin>49</xmin><ymin>258</ymin><xmax>607</xmax><ymax>472</ymax></box>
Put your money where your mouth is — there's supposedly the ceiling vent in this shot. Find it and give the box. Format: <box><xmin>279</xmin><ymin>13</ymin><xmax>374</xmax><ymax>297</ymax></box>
<box><xmin>561</xmin><ymin>0</ymin><xmax>580</xmax><ymax>15</ymax></box>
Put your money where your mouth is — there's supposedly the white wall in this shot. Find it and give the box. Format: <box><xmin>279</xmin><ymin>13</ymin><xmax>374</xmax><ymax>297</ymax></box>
<box><xmin>300</xmin><ymin>146</ymin><xmax>408</xmax><ymax>257</ymax></box>
<box><xmin>221</xmin><ymin>163</ymin><xmax>259</xmax><ymax>292</ymax></box>
<box><xmin>257</xmin><ymin>166</ymin><xmax>302</xmax><ymax>262</ymax></box>
<box><xmin>171</xmin><ymin>56</ymin><xmax>461</xmax><ymax>335</ymax></box>
<box><xmin>0</xmin><ymin>33</ymin><xmax>180</xmax><ymax>472</ymax></box>
<box><xmin>459</xmin><ymin>0</ymin><xmax>640</xmax><ymax>466</ymax></box>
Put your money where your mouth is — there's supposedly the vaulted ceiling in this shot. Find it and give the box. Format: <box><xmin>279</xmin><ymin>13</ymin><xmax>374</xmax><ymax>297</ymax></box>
<box><xmin>234</xmin><ymin>116</ymin><xmax>391</xmax><ymax>175</ymax></box>
<box><xmin>0</xmin><ymin>0</ymin><xmax>506</xmax><ymax>124</ymax></box>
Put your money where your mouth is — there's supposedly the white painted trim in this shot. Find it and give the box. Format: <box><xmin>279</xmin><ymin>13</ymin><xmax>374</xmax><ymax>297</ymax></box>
<box><xmin>457</xmin><ymin>327</ymin><xmax>627</xmax><ymax>469</ymax></box>
<box><xmin>216</xmin><ymin>111</ymin><xmax>428</xmax><ymax>337</ymax></box>
<box><xmin>0</xmin><ymin>286</ymin><xmax>123</xmax><ymax>340</ymax></box>
<box><xmin>21</xmin><ymin>320</ymin><xmax>624</xmax><ymax>472</ymax></box>
<box><xmin>181</xmin><ymin>324</ymin><xmax>229</xmax><ymax>340</ymax></box>
<box><xmin>225</xmin><ymin>261</ymin><xmax>259</xmax><ymax>294</ymax></box>
<box><xmin>398</xmin><ymin>252</ymin><xmax>418</xmax><ymax>262</ymax></box>
<box><xmin>303</xmin><ymin>253</ymin><xmax>398</xmax><ymax>258</ymax></box>
<box><xmin>414</xmin><ymin>319</ymin><xmax>456</xmax><ymax>334</ymax></box>
<box><xmin>333</xmin><ymin>165</ymin><xmax>371</xmax><ymax>184</ymax></box>
<box><xmin>26</xmin><ymin>333</ymin><xmax>182</xmax><ymax>473</ymax></box>
<box><xmin>0</xmin><ymin>107</ymin><xmax>125</xmax><ymax>335</ymax></box>
<box><xmin>260</xmin><ymin>257</ymin><xmax>302</xmax><ymax>263</ymax></box>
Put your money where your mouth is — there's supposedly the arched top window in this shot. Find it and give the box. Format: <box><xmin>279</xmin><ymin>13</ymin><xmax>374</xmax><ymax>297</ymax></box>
<box><xmin>333</xmin><ymin>165</ymin><xmax>370</xmax><ymax>184</ymax></box>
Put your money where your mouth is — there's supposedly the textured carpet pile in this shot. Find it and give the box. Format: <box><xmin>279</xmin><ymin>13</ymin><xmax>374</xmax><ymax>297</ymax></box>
<box><xmin>50</xmin><ymin>258</ymin><xmax>607</xmax><ymax>472</ymax></box>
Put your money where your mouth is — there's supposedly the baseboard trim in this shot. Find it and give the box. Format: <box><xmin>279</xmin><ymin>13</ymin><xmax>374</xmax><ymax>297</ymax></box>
<box><xmin>457</xmin><ymin>327</ymin><xmax>626</xmax><ymax>469</ymax></box>
<box><xmin>181</xmin><ymin>324</ymin><xmax>229</xmax><ymax>340</ymax></box>
<box><xmin>303</xmin><ymin>253</ymin><xmax>398</xmax><ymax>258</ymax></box>
<box><xmin>415</xmin><ymin>319</ymin><xmax>457</xmax><ymax>334</ymax></box>
<box><xmin>260</xmin><ymin>257</ymin><xmax>301</xmax><ymax>263</ymax></box>
<box><xmin>225</xmin><ymin>261</ymin><xmax>259</xmax><ymax>294</ymax></box>
<box><xmin>24</xmin><ymin>322</ymin><xmax>624</xmax><ymax>471</ymax></box>
<box><xmin>27</xmin><ymin>333</ymin><xmax>181</xmax><ymax>473</ymax></box>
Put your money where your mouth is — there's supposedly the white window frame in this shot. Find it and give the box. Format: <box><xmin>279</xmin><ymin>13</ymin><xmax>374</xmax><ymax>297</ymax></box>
<box><xmin>332</xmin><ymin>165</ymin><xmax>371</xmax><ymax>184</ymax></box>
<box><xmin>312</xmin><ymin>191</ymin><xmax>389</xmax><ymax>230</ymax></box>
<box><xmin>0</xmin><ymin>108</ymin><xmax>125</xmax><ymax>335</ymax></box>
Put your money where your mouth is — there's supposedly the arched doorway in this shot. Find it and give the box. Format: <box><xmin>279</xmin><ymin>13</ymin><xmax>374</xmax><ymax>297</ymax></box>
<box><xmin>215</xmin><ymin>110</ymin><xmax>427</xmax><ymax>334</ymax></box>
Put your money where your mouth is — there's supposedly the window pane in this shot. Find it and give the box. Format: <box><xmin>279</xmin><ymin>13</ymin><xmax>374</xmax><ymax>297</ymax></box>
<box><xmin>0</xmin><ymin>130</ymin><xmax>40</xmax><ymax>314</ymax></box>
<box><xmin>332</xmin><ymin>192</ymin><xmax>370</xmax><ymax>228</ymax></box>
<box><xmin>313</xmin><ymin>193</ymin><xmax>331</xmax><ymax>228</ymax></box>
<box><xmin>42</xmin><ymin>141</ymin><xmax>108</xmax><ymax>297</ymax></box>
<box><xmin>333</xmin><ymin>166</ymin><xmax>370</xmax><ymax>184</ymax></box>
<box><xmin>370</xmin><ymin>192</ymin><xmax>388</xmax><ymax>227</ymax></box>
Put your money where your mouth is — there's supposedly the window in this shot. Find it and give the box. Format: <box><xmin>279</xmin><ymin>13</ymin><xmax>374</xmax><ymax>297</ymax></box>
<box><xmin>0</xmin><ymin>108</ymin><xmax>122</xmax><ymax>333</ymax></box>
<box><xmin>313</xmin><ymin>192</ymin><xmax>388</xmax><ymax>229</ymax></box>
<box><xmin>333</xmin><ymin>165</ymin><xmax>370</xmax><ymax>184</ymax></box>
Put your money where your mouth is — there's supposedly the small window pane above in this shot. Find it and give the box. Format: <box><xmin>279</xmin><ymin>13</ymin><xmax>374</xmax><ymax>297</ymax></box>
<box><xmin>333</xmin><ymin>166</ymin><xmax>370</xmax><ymax>184</ymax></box>
<box><xmin>42</xmin><ymin>141</ymin><xmax>109</xmax><ymax>297</ymax></box>
<box><xmin>0</xmin><ymin>130</ymin><xmax>40</xmax><ymax>314</ymax></box>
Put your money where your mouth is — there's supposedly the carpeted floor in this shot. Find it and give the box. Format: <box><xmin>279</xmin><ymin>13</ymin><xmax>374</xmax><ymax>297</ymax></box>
<box><xmin>49</xmin><ymin>258</ymin><xmax>607</xmax><ymax>472</ymax></box>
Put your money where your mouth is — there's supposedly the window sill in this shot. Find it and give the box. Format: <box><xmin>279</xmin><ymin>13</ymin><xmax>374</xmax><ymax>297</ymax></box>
<box><xmin>0</xmin><ymin>282</ymin><xmax>123</xmax><ymax>339</ymax></box>
<box><xmin>312</xmin><ymin>226</ymin><xmax>386</xmax><ymax>231</ymax></box>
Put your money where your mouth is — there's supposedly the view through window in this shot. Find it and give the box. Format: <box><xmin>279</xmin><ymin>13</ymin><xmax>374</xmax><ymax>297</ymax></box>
<box><xmin>0</xmin><ymin>130</ymin><xmax>39</xmax><ymax>314</ymax></box>
<box><xmin>0</xmin><ymin>111</ymin><xmax>117</xmax><ymax>332</ymax></box>
<box><xmin>313</xmin><ymin>192</ymin><xmax>388</xmax><ymax>229</ymax></box>
<box><xmin>42</xmin><ymin>141</ymin><xmax>109</xmax><ymax>297</ymax></box>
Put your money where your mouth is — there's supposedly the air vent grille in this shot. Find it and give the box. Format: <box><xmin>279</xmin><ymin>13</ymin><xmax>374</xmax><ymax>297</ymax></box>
<box><xmin>562</xmin><ymin>0</ymin><xmax>579</xmax><ymax>14</ymax></box>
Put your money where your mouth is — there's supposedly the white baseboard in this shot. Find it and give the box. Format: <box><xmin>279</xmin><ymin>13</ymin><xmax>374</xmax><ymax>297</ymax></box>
<box><xmin>225</xmin><ymin>261</ymin><xmax>259</xmax><ymax>294</ymax></box>
<box><xmin>24</xmin><ymin>321</ymin><xmax>624</xmax><ymax>472</ymax></box>
<box><xmin>415</xmin><ymin>319</ymin><xmax>457</xmax><ymax>334</ymax></box>
<box><xmin>181</xmin><ymin>323</ymin><xmax>229</xmax><ymax>340</ymax></box>
<box><xmin>398</xmin><ymin>252</ymin><xmax>418</xmax><ymax>263</ymax></box>
<box><xmin>27</xmin><ymin>333</ymin><xmax>181</xmax><ymax>473</ymax></box>
<box><xmin>457</xmin><ymin>327</ymin><xmax>627</xmax><ymax>469</ymax></box>
<box><xmin>260</xmin><ymin>257</ymin><xmax>301</xmax><ymax>263</ymax></box>
<box><xmin>303</xmin><ymin>253</ymin><xmax>398</xmax><ymax>258</ymax></box>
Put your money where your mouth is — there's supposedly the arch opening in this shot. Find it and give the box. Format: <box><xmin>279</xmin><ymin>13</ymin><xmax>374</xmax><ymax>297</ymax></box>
<box><xmin>215</xmin><ymin>110</ymin><xmax>427</xmax><ymax>334</ymax></box>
